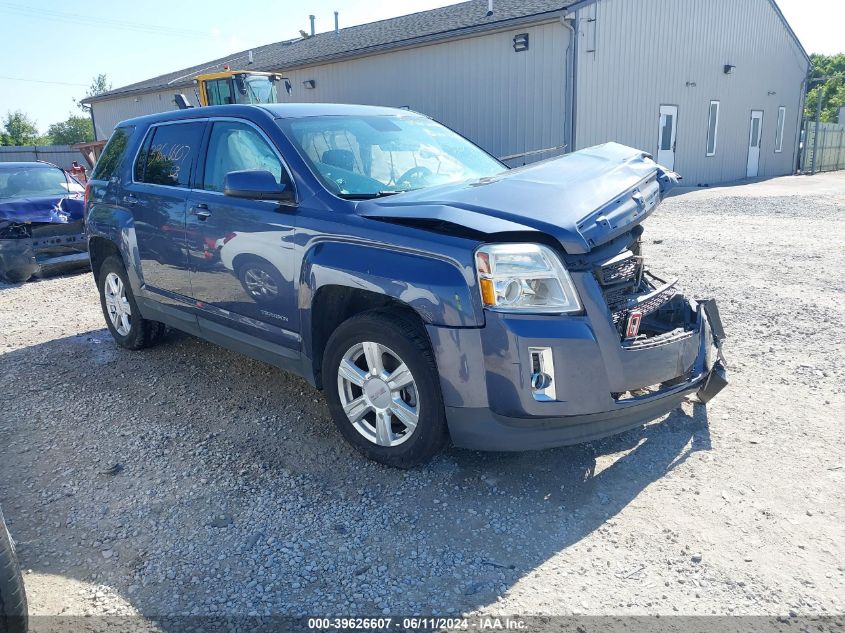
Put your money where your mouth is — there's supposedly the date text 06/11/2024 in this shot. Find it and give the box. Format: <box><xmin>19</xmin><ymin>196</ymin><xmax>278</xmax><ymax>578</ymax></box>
<box><xmin>307</xmin><ymin>617</ymin><xmax>528</xmax><ymax>630</ymax></box>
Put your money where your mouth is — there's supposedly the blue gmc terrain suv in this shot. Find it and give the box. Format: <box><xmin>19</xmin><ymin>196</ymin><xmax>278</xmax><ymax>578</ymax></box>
<box><xmin>85</xmin><ymin>104</ymin><xmax>727</xmax><ymax>467</ymax></box>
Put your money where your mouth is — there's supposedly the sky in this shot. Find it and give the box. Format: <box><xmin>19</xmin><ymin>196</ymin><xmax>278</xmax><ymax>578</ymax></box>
<box><xmin>1</xmin><ymin>0</ymin><xmax>842</xmax><ymax>133</ymax></box>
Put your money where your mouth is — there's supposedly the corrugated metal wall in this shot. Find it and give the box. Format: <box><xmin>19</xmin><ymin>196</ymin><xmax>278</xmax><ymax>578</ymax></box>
<box><xmin>91</xmin><ymin>22</ymin><xmax>571</xmax><ymax>163</ymax></box>
<box><xmin>574</xmin><ymin>0</ymin><xmax>809</xmax><ymax>185</ymax></box>
<box><xmin>91</xmin><ymin>89</ymin><xmax>182</xmax><ymax>140</ymax></box>
<box><xmin>0</xmin><ymin>145</ymin><xmax>85</xmax><ymax>171</ymax></box>
<box><xmin>273</xmin><ymin>22</ymin><xmax>570</xmax><ymax>162</ymax></box>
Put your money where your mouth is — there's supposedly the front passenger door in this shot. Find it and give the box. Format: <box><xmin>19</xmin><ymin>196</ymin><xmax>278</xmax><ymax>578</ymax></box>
<box><xmin>186</xmin><ymin>119</ymin><xmax>299</xmax><ymax>347</ymax></box>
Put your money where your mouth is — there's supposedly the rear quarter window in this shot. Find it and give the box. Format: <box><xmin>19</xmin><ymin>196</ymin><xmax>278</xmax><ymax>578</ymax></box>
<box><xmin>91</xmin><ymin>126</ymin><xmax>135</xmax><ymax>181</ymax></box>
<box><xmin>134</xmin><ymin>122</ymin><xmax>205</xmax><ymax>188</ymax></box>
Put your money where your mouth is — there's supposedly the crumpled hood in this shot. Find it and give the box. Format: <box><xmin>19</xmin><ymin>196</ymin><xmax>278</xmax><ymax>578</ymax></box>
<box><xmin>359</xmin><ymin>142</ymin><xmax>679</xmax><ymax>254</ymax></box>
<box><xmin>0</xmin><ymin>195</ymin><xmax>85</xmax><ymax>225</ymax></box>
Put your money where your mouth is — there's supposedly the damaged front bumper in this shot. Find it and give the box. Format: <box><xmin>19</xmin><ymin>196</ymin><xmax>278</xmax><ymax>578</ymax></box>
<box><xmin>428</xmin><ymin>290</ymin><xmax>728</xmax><ymax>452</ymax></box>
<box><xmin>0</xmin><ymin>223</ymin><xmax>88</xmax><ymax>283</ymax></box>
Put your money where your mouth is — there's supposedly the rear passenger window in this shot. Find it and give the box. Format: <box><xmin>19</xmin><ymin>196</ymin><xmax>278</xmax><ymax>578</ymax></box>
<box><xmin>91</xmin><ymin>126</ymin><xmax>135</xmax><ymax>181</ymax></box>
<box><xmin>134</xmin><ymin>122</ymin><xmax>204</xmax><ymax>188</ymax></box>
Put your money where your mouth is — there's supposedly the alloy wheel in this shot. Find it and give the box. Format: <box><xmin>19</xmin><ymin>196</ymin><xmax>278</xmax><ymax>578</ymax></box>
<box><xmin>104</xmin><ymin>272</ymin><xmax>132</xmax><ymax>336</ymax></box>
<box><xmin>337</xmin><ymin>341</ymin><xmax>420</xmax><ymax>447</ymax></box>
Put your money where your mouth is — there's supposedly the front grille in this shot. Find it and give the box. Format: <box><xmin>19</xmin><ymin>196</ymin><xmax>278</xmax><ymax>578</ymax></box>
<box><xmin>594</xmin><ymin>252</ymin><xmax>677</xmax><ymax>333</ymax></box>
<box><xmin>603</xmin><ymin>284</ymin><xmax>631</xmax><ymax>309</ymax></box>
<box><xmin>595</xmin><ymin>251</ymin><xmax>641</xmax><ymax>285</ymax></box>
<box><xmin>610</xmin><ymin>282</ymin><xmax>678</xmax><ymax>325</ymax></box>
<box><xmin>599</xmin><ymin>257</ymin><xmax>640</xmax><ymax>285</ymax></box>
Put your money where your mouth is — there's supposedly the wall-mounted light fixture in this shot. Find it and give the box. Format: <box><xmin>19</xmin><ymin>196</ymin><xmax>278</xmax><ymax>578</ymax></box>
<box><xmin>303</xmin><ymin>79</ymin><xmax>316</xmax><ymax>89</ymax></box>
<box><xmin>686</xmin><ymin>81</ymin><xmax>697</xmax><ymax>88</ymax></box>
<box><xmin>724</xmin><ymin>64</ymin><xmax>736</xmax><ymax>75</ymax></box>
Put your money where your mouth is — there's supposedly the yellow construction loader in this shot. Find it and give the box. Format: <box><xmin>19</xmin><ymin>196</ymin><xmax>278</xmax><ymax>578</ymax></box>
<box><xmin>175</xmin><ymin>68</ymin><xmax>292</xmax><ymax>109</ymax></box>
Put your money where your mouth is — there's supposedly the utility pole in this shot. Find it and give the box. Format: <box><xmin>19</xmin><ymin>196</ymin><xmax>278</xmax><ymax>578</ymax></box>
<box><xmin>811</xmin><ymin>81</ymin><xmax>825</xmax><ymax>175</ymax></box>
<box><xmin>808</xmin><ymin>74</ymin><xmax>844</xmax><ymax>175</ymax></box>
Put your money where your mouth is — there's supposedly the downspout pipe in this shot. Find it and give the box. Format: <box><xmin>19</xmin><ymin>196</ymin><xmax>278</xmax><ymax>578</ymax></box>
<box><xmin>565</xmin><ymin>0</ymin><xmax>599</xmax><ymax>153</ymax></box>
<box><xmin>560</xmin><ymin>16</ymin><xmax>576</xmax><ymax>153</ymax></box>
<box><xmin>88</xmin><ymin>104</ymin><xmax>99</xmax><ymax>142</ymax></box>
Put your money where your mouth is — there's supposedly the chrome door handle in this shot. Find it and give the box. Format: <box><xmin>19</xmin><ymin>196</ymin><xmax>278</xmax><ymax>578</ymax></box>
<box><xmin>122</xmin><ymin>194</ymin><xmax>138</xmax><ymax>205</ymax></box>
<box><xmin>191</xmin><ymin>204</ymin><xmax>211</xmax><ymax>220</ymax></box>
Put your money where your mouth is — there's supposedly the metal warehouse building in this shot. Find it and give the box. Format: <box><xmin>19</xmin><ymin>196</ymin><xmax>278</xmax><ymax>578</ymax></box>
<box><xmin>86</xmin><ymin>0</ymin><xmax>810</xmax><ymax>185</ymax></box>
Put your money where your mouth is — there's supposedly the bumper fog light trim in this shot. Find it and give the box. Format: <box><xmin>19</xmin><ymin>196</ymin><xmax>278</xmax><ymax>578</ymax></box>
<box><xmin>528</xmin><ymin>347</ymin><xmax>557</xmax><ymax>401</ymax></box>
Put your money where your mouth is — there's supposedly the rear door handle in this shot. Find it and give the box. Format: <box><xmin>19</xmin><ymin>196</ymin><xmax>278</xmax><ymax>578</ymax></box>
<box><xmin>191</xmin><ymin>204</ymin><xmax>211</xmax><ymax>220</ymax></box>
<box><xmin>122</xmin><ymin>194</ymin><xmax>138</xmax><ymax>206</ymax></box>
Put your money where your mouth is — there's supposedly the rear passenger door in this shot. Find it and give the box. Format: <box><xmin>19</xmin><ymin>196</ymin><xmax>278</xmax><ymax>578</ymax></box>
<box><xmin>126</xmin><ymin>120</ymin><xmax>206</xmax><ymax>301</ymax></box>
<box><xmin>185</xmin><ymin>118</ymin><xmax>299</xmax><ymax>349</ymax></box>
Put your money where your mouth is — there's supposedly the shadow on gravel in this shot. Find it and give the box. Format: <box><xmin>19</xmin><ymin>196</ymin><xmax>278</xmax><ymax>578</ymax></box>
<box><xmin>0</xmin><ymin>328</ymin><xmax>711</xmax><ymax>617</ymax></box>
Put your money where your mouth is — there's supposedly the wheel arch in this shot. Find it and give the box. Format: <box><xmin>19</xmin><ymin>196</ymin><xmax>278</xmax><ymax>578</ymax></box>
<box><xmin>88</xmin><ymin>236</ymin><xmax>122</xmax><ymax>281</ymax></box>
<box><xmin>308</xmin><ymin>285</ymin><xmax>426</xmax><ymax>389</ymax></box>
<box><xmin>299</xmin><ymin>240</ymin><xmax>483</xmax><ymax>389</ymax></box>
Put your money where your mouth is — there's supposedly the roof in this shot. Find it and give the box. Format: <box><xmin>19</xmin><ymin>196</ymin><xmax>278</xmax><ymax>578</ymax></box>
<box><xmin>0</xmin><ymin>162</ymin><xmax>62</xmax><ymax>170</ymax></box>
<box><xmin>85</xmin><ymin>0</ymin><xmax>577</xmax><ymax>103</ymax></box>
<box><xmin>118</xmin><ymin>103</ymin><xmax>418</xmax><ymax>128</ymax></box>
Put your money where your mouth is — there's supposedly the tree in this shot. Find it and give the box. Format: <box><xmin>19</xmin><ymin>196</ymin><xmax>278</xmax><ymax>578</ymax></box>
<box><xmin>78</xmin><ymin>74</ymin><xmax>113</xmax><ymax>112</ymax></box>
<box><xmin>46</xmin><ymin>115</ymin><xmax>94</xmax><ymax>145</ymax></box>
<box><xmin>805</xmin><ymin>54</ymin><xmax>845</xmax><ymax>123</ymax></box>
<box><xmin>1</xmin><ymin>111</ymin><xmax>40</xmax><ymax>146</ymax></box>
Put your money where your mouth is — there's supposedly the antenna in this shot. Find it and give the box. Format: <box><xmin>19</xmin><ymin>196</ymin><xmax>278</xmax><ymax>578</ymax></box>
<box><xmin>309</xmin><ymin>14</ymin><xmax>315</xmax><ymax>36</ymax></box>
<box><xmin>248</xmin><ymin>50</ymin><xmax>254</xmax><ymax>64</ymax></box>
<box><xmin>334</xmin><ymin>11</ymin><xmax>339</xmax><ymax>34</ymax></box>
<box><xmin>487</xmin><ymin>0</ymin><xmax>493</xmax><ymax>16</ymax></box>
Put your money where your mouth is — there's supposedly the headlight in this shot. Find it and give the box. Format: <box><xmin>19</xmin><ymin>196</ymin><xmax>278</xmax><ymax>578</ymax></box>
<box><xmin>475</xmin><ymin>243</ymin><xmax>582</xmax><ymax>314</ymax></box>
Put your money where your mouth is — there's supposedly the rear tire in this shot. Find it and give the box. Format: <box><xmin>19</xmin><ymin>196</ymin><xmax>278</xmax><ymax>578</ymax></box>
<box><xmin>0</xmin><ymin>268</ymin><xmax>31</xmax><ymax>284</ymax></box>
<box><xmin>0</xmin><ymin>506</ymin><xmax>28</xmax><ymax>633</ymax></box>
<box><xmin>97</xmin><ymin>256</ymin><xmax>165</xmax><ymax>350</ymax></box>
<box><xmin>323</xmin><ymin>310</ymin><xmax>448</xmax><ymax>468</ymax></box>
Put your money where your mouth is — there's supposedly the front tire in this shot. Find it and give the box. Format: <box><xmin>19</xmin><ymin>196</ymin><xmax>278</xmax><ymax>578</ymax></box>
<box><xmin>323</xmin><ymin>310</ymin><xmax>448</xmax><ymax>468</ymax></box>
<box><xmin>0</xmin><ymin>506</ymin><xmax>27</xmax><ymax>633</ymax></box>
<box><xmin>97</xmin><ymin>256</ymin><xmax>165</xmax><ymax>350</ymax></box>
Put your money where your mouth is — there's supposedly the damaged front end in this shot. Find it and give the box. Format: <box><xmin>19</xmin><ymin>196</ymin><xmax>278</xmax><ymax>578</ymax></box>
<box><xmin>580</xmin><ymin>230</ymin><xmax>728</xmax><ymax>405</ymax></box>
<box><xmin>360</xmin><ymin>143</ymin><xmax>727</xmax><ymax>449</ymax></box>
<box><xmin>0</xmin><ymin>197</ymin><xmax>88</xmax><ymax>283</ymax></box>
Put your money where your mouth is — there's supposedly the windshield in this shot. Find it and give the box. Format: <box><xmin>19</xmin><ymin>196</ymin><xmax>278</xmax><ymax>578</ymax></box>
<box><xmin>278</xmin><ymin>115</ymin><xmax>505</xmax><ymax>198</ymax></box>
<box><xmin>0</xmin><ymin>165</ymin><xmax>82</xmax><ymax>199</ymax></box>
<box><xmin>244</xmin><ymin>76</ymin><xmax>277</xmax><ymax>104</ymax></box>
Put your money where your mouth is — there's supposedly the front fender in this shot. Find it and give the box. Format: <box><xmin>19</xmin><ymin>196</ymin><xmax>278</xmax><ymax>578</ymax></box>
<box><xmin>299</xmin><ymin>239</ymin><xmax>483</xmax><ymax>328</ymax></box>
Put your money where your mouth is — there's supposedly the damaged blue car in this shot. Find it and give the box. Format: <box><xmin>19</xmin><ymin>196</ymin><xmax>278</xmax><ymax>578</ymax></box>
<box><xmin>86</xmin><ymin>104</ymin><xmax>727</xmax><ymax>467</ymax></box>
<box><xmin>0</xmin><ymin>162</ymin><xmax>89</xmax><ymax>283</ymax></box>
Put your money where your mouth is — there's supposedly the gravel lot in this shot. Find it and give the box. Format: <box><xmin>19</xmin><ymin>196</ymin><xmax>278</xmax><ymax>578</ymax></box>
<box><xmin>1</xmin><ymin>173</ymin><xmax>843</xmax><ymax>624</ymax></box>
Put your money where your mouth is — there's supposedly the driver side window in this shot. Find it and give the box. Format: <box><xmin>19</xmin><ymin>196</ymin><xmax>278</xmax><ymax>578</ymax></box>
<box><xmin>202</xmin><ymin>121</ymin><xmax>289</xmax><ymax>193</ymax></box>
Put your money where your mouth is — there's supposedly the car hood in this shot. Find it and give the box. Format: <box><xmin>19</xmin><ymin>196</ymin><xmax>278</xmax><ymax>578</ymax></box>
<box><xmin>358</xmin><ymin>142</ymin><xmax>679</xmax><ymax>254</ymax></box>
<box><xmin>0</xmin><ymin>195</ymin><xmax>85</xmax><ymax>226</ymax></box>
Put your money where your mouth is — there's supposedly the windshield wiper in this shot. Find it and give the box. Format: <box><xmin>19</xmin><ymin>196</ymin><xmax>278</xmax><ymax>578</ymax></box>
<box><xmin>338</xmin><ymin>190</ymin><xmax>408</xmax><ymax>200</ymax></box>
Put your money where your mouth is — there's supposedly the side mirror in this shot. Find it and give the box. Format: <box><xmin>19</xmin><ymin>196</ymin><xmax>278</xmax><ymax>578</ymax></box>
<box><xmin>223</xmin><ymin>170</ymin><xmax>293</xmax><ymax>202</ymax></box>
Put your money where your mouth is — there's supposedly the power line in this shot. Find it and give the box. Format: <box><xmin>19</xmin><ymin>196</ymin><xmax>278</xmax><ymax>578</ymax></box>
<box><xmin>0</xmin><ymin>74</ymin><xmax>88</xmax><ymax>87</ymax></box>
<box><xmin>0</xmin><ymin>2</ymin><xmax>209</xmax><ymax>39</ymax></box>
